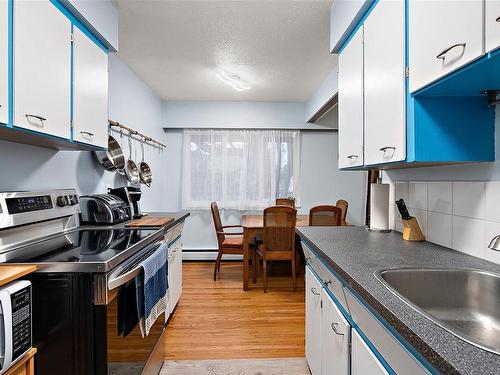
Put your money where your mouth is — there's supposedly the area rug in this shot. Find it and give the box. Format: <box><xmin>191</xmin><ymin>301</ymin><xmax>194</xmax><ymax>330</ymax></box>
<box><xmin>161</xmin><ymin>358</ymin><xmax>310</xmax><ymax>375</ymax></box>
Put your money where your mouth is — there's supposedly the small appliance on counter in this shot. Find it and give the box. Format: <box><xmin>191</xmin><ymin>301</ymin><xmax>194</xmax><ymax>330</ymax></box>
<box><xmin>108</xmin><ymin>186</ymin><xmax>144</xmax><ymax>219</ymax></box>
<box><xmin>79</xmin><ymin>194</ymin><xmax>130</xmax><ymax>225</ymax></box>
<box><xmin>396</xmin><ymin>199</ymin><xmax>425</xmax><ymax>241</ymax></box>
<box><xmin>369</xmin><ymin>179</ymin><xmax>390</xmax><ymax>232</ymax></box>
<box><xmin>0</xmin><ymin>280</ymin><xmax>32</xmax><ymax>375</ymax></box>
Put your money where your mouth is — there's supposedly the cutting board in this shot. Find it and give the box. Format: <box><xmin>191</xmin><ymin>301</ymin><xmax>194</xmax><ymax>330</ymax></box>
<box><xmin>125</xmin><ymin>216</ymin><xmax>175</xmax><ymax>228</ymax></box>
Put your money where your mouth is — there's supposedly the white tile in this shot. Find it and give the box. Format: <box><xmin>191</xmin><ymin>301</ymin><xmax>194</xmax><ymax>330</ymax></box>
<box><xmin>485</xmin><ymin>182</ymin><xmax>500</xmax><ymax>223</ymax></box>
<box><xmin>408</xmin><ymin>182</ymin><xmax>427</xmax><ymax>210</ymax></box>
<box><xmin>389</xmin><ymin>183</ymin><xmax>395</xmax><ymax>208</ymax></box>
<box><xmin>412</xmin><ymin>209</ymin><xmax>427</xmax><ymax>237</ymax></box>
<box><xmin>393</xmin><ymin>206</ymin><xmax>403</xmax><ymax>233</ymax></box>
<box><xmin>452</xmin><ymin>216</ymin><xmax>485</xmax><ymax>259</ymax></box>
<box><xmin>452</xmin><ymin>182</ymin><xmax>485</xmax><ymax>219</ymax></box>
<box><xmin>427</xmin><ymin>181</ymin><xmax>452</xmax><ymax>215</ymax></box>
<box><xmin>394</xmin><ymin>181</ymin><xmax>408</xmax><ymax>205</ymax></box>
<box><xmin>484</xmin><ymin>221</ymin><xmax>500</xmax><ymax>265</ymax></box>
<box><xmin>389</xmin><ymin>204</ymin><xmax>395</xmax><ymax>231</ymax></box>
<box><xmin>427</xmin><ymin>212</ymin><xmax>452</xmax><ymax>248</ymax></box>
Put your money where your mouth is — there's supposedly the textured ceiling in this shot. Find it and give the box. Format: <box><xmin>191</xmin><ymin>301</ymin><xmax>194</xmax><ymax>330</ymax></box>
<box><xmin>115</xmin><ymin>0</ymin><xmax>337</xmax><ymax>101</ymax></box>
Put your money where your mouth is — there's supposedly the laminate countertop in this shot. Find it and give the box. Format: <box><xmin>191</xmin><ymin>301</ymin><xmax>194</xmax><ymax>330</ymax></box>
<box><xmin>296</xmin><ymin>226</ymin><xmax>500</xmax><ymax>375</ymax></box>
<box><xmin>0</xmin><ymin>265</ymin><xmax>37</xmax><ymax>287</ymax></box>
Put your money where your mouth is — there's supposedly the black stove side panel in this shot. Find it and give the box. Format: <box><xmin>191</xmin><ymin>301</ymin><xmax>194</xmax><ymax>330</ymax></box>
<box><xmin>28</xmin><ymin>273</ymin><xmax>96</xmax><ymax>375</ymax></box>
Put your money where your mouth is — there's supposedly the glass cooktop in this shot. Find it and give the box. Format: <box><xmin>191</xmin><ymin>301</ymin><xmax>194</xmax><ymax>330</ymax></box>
<box><xmin>6</xmin><ymin>228</ymin><xmax>160</xmax><ymax>266</ymax></box>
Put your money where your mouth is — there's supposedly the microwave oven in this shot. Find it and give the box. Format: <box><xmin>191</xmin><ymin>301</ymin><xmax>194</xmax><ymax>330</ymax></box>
<box><xmin>0</xmin><ymin>280</ymin><xmax>32</xmax><ymax>374</ymax></box>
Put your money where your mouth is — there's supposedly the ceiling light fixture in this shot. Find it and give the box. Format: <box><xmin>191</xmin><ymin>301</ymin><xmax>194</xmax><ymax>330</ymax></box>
<box><xmin>216</xmin><ymin>70</ymin><xmax>251</xmax><ymax>91</ymax></box>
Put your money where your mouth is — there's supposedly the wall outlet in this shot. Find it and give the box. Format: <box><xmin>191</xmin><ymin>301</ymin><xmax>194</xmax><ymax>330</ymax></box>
<box><xmin>105</xmin><ymin>184</ymin><xmax>111</xmax><ymax>194</ymax></box>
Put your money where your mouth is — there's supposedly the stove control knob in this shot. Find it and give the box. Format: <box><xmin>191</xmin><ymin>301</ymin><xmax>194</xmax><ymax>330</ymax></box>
<box><xmin>69</xmin><ymin>195</ymin><xmax>79</xmax><ymax>205</ymax></box>
<box><xmin>56</xmin><ymin>196</ymin><xmax>68</xmax><ymax>207</ymax></box>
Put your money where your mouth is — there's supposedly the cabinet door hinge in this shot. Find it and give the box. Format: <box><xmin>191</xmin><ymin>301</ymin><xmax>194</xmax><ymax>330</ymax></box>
<box><xmin>70</xmin><ymin>119</ymin><xmax>73</xmax><ymax>129</ymax></box>
<box><xmin>70</xmin><ymin>33</ymin><xmax>74</xmax><ymax>43</ymax></box>
<box><xmin>320</xmin><ymin>300</ymin><xmax>323</xmax><ymax>309</ymax></box>
<box><xmin>405</xmin><ymin>66</ymin><xmax>409</xmax><ymax>78</ymax></box>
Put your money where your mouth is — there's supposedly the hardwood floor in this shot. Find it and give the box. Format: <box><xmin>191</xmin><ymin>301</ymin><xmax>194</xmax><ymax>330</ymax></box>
<box><xmin>163</xmin><ymin>261</ymin><xmax>305</xmax><ymax>360</ymax></box>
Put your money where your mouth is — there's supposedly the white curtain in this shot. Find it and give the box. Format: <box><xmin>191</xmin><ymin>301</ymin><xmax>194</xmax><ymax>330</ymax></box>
<box><xmin>182</xmin><ymin>129</ymin><xmax>301</xmax><ymax>210</ymax></box>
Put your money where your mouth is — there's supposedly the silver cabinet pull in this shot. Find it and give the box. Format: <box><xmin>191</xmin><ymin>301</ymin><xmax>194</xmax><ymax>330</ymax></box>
<box><xmin>436</xmin><ymin>43</ymin><xmax>466</xmax><ymax>61</ymax></box>
<box><xmin>380</xmin><ymin>146</ymin><xmax>396</xmax><ymax>158</ymax></box>
<box><xmin>310</xmin><ymin>287</ymin><xmax>320</xmax><ymax>296</ymax></box>
<box><xmin>346</xmin><ymin>155</ymin><xmax>358</xmax><ymax>160</ymax></box>
<box><xmin>80</xmin><ymin>131</ymin><xmax>94</xmax><ymax>138</ymax></box>
<box><xmin>331</xmin><ymin>323</ymin><xmax>344</xmax><ymax>336</ymax></box>
<box><xmin>25</xmin><ymin>114</ymin><xmax>46</xmax><ymax>126</ymax></box>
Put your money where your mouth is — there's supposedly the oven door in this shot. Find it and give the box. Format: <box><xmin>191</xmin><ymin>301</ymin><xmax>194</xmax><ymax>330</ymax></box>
<box><xmin>97</xmin><ymin>238</ymin><xmax>168</xmax><ymax>375</ymax></box>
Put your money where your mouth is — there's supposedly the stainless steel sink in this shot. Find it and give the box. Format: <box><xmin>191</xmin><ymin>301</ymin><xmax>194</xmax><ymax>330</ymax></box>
<box><xmin>375</xmin><ymin>268</ymin><xmax>500</xmax><ymax>355</ymax></box>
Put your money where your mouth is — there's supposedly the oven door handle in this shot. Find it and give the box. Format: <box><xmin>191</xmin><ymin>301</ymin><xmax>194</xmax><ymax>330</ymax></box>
<box><xmin>107</xmin><ymin>239</ymin><xmax>165</xmax><ymax>291</ymax></box>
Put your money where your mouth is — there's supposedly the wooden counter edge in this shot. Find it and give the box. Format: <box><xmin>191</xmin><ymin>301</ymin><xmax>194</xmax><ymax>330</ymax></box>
<box><xmin>4</xmin><ymin>347</ymin><xmax>37</xmax><ymax>375</ymax></box>
<box><xmin>0</xmin><ymin>265</ymin><xmax>38</xmax><ymax>287</ymax></box>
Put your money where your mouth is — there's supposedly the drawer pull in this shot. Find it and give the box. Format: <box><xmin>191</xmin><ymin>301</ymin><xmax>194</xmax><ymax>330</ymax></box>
<box><xmin>496</xmin><ymin>16</ymin><xmax>500</xmax><ymax>22</ymax></box>
<box><xmin>80</xmin><ymin>131</ymin><xmax>94</xmax><ymax>139</ymax></box>
<box><xmin>331</xmin><ymin>323</ymin><xmax>344</xmax><ymax>336</ymax></box>
<box><xmin>436</xmin><ymin>43</ymin><xmax>466</xmax><ymax>61</ymax></box>
<box><xmin>346</xmin><ymin>154</ymin><xmax>358</xmax><ymax>160</ymax></box>
<box><xmin>25</xmin><ymin>114</ymin><xmax>46</xmax><ymax>126</ymax></box>
<box><xmin>310</xmin><ymin>287</ymin><xmax>320</xmax><ymax>296</ymax></box>
<box><xmin>380</xmin><ymin>146</ymin><xmax>396</xmax><ymax>158</ymax></box>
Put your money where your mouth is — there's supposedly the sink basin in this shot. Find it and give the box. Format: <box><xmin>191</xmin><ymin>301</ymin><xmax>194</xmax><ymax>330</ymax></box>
<box><xmin>375</xmin><ymin>268</ymin><xmax>500</xmax><ymax>355</ymax></box>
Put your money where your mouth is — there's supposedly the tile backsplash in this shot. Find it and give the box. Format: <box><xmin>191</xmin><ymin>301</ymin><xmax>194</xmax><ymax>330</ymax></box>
<box><xmin>388</xmin><ymin>181</ymin><xmax>500</xmax><ymax>265</ymax></box>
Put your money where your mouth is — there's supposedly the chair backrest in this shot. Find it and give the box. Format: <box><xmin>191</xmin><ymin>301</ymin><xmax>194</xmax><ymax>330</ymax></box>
<box><xmin>275</xmin><ymin>197</ymin><xmax>295</xmax><ymax>208</ymax></box>
<box><xmin>309</xmin><ymin>205</ymin><xmax>342</xmax><ymax>226</ymax></box>
<box><xmin>210</xmin><ymin>202</ymin><xmax>225</xmax><ymax>246</ymax></box>
<box><xmin>263</xmin><ymin>205</ymin><xmax>296</xmax><ymax>252</ymax></box>
<box><xmin>335</xmin><ymin>199</ymin><xmax>349</xmax><ymax>225</ymax></box>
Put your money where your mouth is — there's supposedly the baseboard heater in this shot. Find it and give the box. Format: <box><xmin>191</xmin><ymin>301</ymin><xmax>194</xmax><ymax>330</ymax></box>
<box><xmin>182</xmin><ymin>248</ymin><xmax>243</xmax><ymax>261</ymax></box>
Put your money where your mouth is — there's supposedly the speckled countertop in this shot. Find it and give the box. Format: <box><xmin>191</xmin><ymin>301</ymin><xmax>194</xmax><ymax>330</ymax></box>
<box><xmin>296</xmin><ymin>226</ymin><xmax>500</xmax><ymax>375</ymax></box>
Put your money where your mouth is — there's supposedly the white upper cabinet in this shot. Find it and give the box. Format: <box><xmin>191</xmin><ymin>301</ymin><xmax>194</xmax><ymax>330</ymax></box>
<box><xmin>351</xmin><ymin>329</ymin><xmax>389</xmax><ymax>375</ymax></box>
<box><xmin>305</xmin><ymin>267</ymin><xmax>322</xmax><ymax>375</ymax></box>
<box><xmin>321</xmin><ymin>290</ymin><xmax>350</xmax><ymax>375</ymax></box>
<box><xmin>409</xmin><ymin>0</ymin><xmax>483</xmax><ymax>93</ymax></box>
<box><xmin>486</xmin><ymin>0</ymin><xmax>500</xmax><ymax>52</ymax></box>
<box><xmin>0</xmin><ymin>0</ymin><xmax>8</xmax><ymax>125</ymax></box>
<box><xmin>14</xmin><ymin>1</ymin><xmax>71</xmax><ymax>139</ymax></box>
<box><xmin>72</xmin><ymin>27</ymin><xmax>108</xmax><ymax>148</ymax></box>
<box><xmin>338</xmin><ymin>26</ymin><xmax>364</xmax><ymax>168</ymax></box>
<box><xmin>363</xmin><ymin>0</ymin><xmax>406</xmax><ymax>165</ymax></box>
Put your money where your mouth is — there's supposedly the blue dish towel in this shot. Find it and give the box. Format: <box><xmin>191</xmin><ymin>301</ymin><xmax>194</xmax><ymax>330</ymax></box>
<box><xmin>135</xmin><ymin>242</ymin><xmax>169</xmax><ymax>337</ymax></box>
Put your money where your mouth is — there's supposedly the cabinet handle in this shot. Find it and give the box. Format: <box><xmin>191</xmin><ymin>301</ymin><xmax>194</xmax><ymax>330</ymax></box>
<box><xmin>80</xmin><ymin>131</ymin><xmax>94</xmax><ymax>139</ymax></box>
<box><xmin>496</xmin><ymin>16</ymin><xmax>500</xmax><ymax>22</ymax></box>
<box><xmin>25</xmin><ymin>114</ymin><xmax>46</xmax><ymax>126</ymax></box>
<box><xmin>346</xmin><ymin>155</ymin><xmax>358</xmax><ymax>160</ymax></box>
<box><xmin>331</xmin><ymin>323</ymin><xmax>344</xmax><ymax>336</ymax></box>
<box><xmin>380</xmin><ymin>146</ymin><xmax>396</xmax><ymax>158</ymax></box>
<box><xmin>436</xmin><ymin>43</ymin><xmax>466</xmax><ymax>61</ymax></box>
<box><xmin>310</xmin><ymin>287</ymin><xmax>320</xmax><ymax>296</ymax></box>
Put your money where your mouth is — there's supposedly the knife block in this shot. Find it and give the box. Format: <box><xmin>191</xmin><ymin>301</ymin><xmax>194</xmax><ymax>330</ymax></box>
<box><xmin>402</xmin><ymin>217</ymin><xmax>425</xmax><ymax>241</ymax></box>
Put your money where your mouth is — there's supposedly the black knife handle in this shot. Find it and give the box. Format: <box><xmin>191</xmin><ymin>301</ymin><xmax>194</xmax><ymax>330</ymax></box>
<box><xmin>396</xmin><ymin>199</ymin><xmax>412</xmax><ymax>220</ymax></box>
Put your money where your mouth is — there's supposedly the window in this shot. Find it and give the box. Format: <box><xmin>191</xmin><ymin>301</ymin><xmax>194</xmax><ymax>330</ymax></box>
<box><xmin>182</xmin><ymin>129</ymin><xmax>300</xmax><ymax>210</ymax></box>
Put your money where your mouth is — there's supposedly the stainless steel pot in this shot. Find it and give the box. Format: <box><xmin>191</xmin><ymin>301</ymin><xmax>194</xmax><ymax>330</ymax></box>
<box><xmin>139</xmin><ymin>140</ymin><xmax>152</xmax><ymax>187</ymax></box>
<box><xmin>124</xmin><ymin>135</ymin><xmax>140</xmax><ymax>185</ymax></box>
<box><xmin>94</xmin><ymin>135</ymin><xmax>125</xmax><ymax>172</ymax></box>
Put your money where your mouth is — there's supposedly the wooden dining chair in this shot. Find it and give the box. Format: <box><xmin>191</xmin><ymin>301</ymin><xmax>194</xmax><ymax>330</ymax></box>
<box><xmin>335</xmin><ymin>199</ymin><xmax>349</xmax><ymax>226</ymax></box>
<box><xmin>275</xmin><ymin>197</ymin><xmax>295</xmax><ymax>208</ymax></box>
<box><xmin>255</xmin><ymin>206</ymin><xmax>297</xmax><ymax>292</ymax></box>
<box><xmin>309</xmin><ymin>205</ymin><xmax>342</xmax><ymax>226</ymax></box>
<box><xmin>210</xmin><ymin>202</ymin><xmax>246</xmax><ymax>281</ymax></box>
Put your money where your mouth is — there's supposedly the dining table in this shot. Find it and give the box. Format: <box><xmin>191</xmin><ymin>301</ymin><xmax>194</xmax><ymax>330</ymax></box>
<box><xmin>241</xmin><ymin>214</ymin><xmax>310</xmax><ymax>291</ymax></box>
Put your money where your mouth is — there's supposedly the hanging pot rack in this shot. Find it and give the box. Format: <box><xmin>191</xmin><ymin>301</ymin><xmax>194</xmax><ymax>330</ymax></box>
<box><xmin>108</xmin><ymin>119</ymin><xmax>166</xmax><ymax>150</ymax></box>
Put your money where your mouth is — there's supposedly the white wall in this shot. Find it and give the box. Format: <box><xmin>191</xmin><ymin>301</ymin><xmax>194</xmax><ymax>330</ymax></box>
<box><xmin>163</xmin><ymin>101</ymin><xmax>334</xmax><ymax>130</ymax></box>
<box><xmin>0</xmin><ymin>53</ymin><xmax>167</xmax><ymax>212</ymax></box>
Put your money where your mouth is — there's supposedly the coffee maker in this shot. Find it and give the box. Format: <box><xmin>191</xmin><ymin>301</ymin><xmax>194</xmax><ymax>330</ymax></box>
<box><xmin>108</xmin><ymin>186</ymin><xmax>144</xmax><ymax>219</ymax></box>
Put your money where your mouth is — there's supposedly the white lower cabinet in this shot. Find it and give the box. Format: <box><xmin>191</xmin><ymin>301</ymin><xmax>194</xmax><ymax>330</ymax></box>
<box><xmin>352</xmin><ymin>329</ymin><xmax>389</xmax><ymax>375</ymax></box>
<box><xmin>321</xmin><ymin>289</ymin><xmax>350</xmax><ymax>375</ymax></box>
<box><xmin>305</xmin><ymin>267</ymin><xmax>322</xmax><ymax>375</ymax></box>
<box><xmin>0</xmin><ymin>0</ymin><xmax>7</xmax><ymax>125</ymax></box>
<box><xmin>168</xmin><ymin>237</ymin><xmax>183</xmax><ymax>313</ymax></box>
